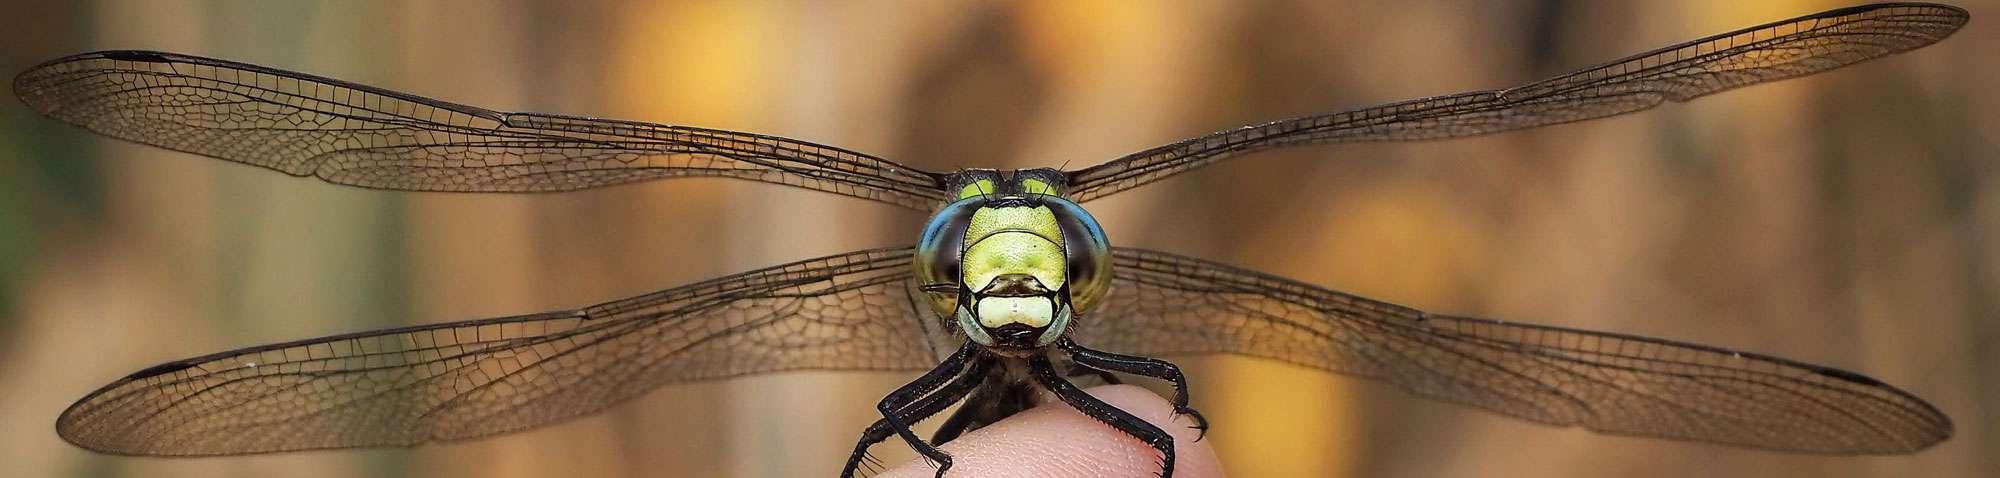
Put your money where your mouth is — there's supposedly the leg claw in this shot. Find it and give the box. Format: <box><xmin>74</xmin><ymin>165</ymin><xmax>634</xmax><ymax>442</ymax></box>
<box><xmin>1175</xmin><ymin>406</ymin><xmax>1211</xmax><ymax>442</ymax></box>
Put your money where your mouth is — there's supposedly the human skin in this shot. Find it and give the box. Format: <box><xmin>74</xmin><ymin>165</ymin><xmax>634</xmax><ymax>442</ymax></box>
<box><xmin>880</xmin><ymin>384</ymin><xmax>1226</xmax><ymax>478</ymax></box>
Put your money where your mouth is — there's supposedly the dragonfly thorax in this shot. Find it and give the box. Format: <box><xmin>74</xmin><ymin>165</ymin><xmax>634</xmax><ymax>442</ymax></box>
<box><xmin>916</xmin><ymin>169</ymin><xmax>1111</xmax><ymax>352</ymax></box>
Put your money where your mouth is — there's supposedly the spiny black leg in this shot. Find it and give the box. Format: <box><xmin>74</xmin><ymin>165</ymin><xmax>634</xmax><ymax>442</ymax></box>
<box><xmin>840</xmin><ymin>354</ymin><xmax>992</xmax><ymax>478</ymax></box>
<box><xmin>1029</xmin><ymin>355</ymin><xmax>1177</xmax><ymax>478</ymax></box>
<box><xmin>868</xmin><ymin>342</ymin><xmax>975</xmax><ymax>477</ymax></box>
<box><xmin>843</xmin><ymin>360</ymin><xmax>987</xmax><ymax>477</ymax></box>
<box><xmin>1061</xmin><ymin>339</ymin><xmax>1209</xmax><ymax>440</ymax></box>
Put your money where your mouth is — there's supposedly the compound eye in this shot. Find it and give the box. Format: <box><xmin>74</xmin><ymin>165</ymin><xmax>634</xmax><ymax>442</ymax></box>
<box><xmin>914</xmin><ymin>197</ymin><xmax>981</xmax><ymax>316</ymax></box>
<box><xmin>1043</xmin><ymin>197</ymin><xmax>1111</xmax><ymax>313</ymax></box>
<box><xmin>918</xmin><ymin>246</ymin><xmax>963</xmax><ymax>290</ymax></box>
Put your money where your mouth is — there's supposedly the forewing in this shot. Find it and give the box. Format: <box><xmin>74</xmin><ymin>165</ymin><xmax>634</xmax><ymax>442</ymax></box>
<box><xmin>1065</xmin><ymin>3</ymin><xmax>1967</xmax><ymax>202</ymax></box>
<box><xmin>1077</xmin><ymin>247</ymin><xmax>1951</xmax><ymax>454</ymax></box>
<box><xmin>57</xmin><ymin>248</ymin><xmax>957</xmax><ymax>456</ymax></box>
<box><xmin>13</xmin><ymin>50</ymin><xmax>949</xmax><ymax>210</ymax></box>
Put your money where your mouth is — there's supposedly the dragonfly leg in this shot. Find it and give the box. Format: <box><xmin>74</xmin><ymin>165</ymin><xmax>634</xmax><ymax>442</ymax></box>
<box><xmin>864</xmin><ymin>342</ymin><xmax>975</xmax><ymax>477</ymax></box>
<box><xmin>840</xmin><ymin>354</ymin><xmax>991</xmax><ymax>478</ymax></box>
<box><xmin>1029</xmin><ymin>354</ymin><xmax>1176</xmax><ymax>478</ymax></box>
<box><xmin>1061</xmin><ymin>339</ymin><xmax>1208</xmax><ymax>440</ymax></box>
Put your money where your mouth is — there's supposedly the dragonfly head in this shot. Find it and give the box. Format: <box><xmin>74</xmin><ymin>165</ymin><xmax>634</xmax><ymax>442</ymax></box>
<box><xmin>916</xmin><ymin>169</ymin><xmax>1112</xmax><ymax>352</ymax></box>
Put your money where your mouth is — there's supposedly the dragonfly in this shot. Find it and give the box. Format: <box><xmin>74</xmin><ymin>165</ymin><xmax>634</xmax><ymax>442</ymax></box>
<box><xmin>15</xmin><ymin>3</ymin><xmax>1966</xmax><ymax>477</ymax></box>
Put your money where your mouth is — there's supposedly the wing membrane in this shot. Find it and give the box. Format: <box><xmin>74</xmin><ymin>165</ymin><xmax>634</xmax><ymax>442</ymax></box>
<box><xmin>56</xmin><ymin>248</ymin><xmax>956</xmax><ymax>456</ymax></box>
<box><xmin>1078</xmin><ymin>247</ymin><xmax>1951</xmax><ymax>453</ymax></box>
<box><xmin>1066</xmin><ymin>3</ymin><xmax>1967</xmax><ymax>202</ymax></box>
<box><xmin>12</xmin><ymin>50</ymin><xmax>950</xmax><ymax>210</ymax></box>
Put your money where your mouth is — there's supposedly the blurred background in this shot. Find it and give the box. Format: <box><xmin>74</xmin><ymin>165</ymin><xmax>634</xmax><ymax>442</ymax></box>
<box><xmin>0</xmin><ymin>1</ymin><xmax>1993</xmax><ymax>477</ymax></box>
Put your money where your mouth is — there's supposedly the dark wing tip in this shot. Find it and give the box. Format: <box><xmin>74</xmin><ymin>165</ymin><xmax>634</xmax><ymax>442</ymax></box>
<box><xmin>94</xmin><ymin>50</ymin><xmax>176</xmax><ymax>63</ymax></box>
<box><xmin>1810</xmin><ymin>364</ymin><xmax>1888</xmax><ymax>387</ymax></box>
<box><xmin>124</xmin><ymin>360</ymin><xmax>197</xmax><ymax>380</ymax></box>
<box><xmin>1873</xmin><ymin>2</ymin><xmax>1971</xmax><ymax>18</ymax></box>
<box><xmin>14</xmin><ymin>50</ymin><xmax>166</xmax><ymax>112</ymax></box>
<box><xmin>1805</xmin><ymin>361</ymin><xmax>1956</xmax><ymax>450</ymax></box>
<box><xmin>18</xmin><ymin>50</ymin><xmax>175</xmax><ymax>78</ymax></box>
<box><xmin>1831</xmin><ymin>2</ymin><xmax>1970</xmax><ymax>20</ymax></box>
<box><xmin>1864</xmin><ymin>2</ymin><xmax>1972</xmax><ymax>33</ymax></box>
<box><xmin>1884</xmin><ymin>2</ymin><xmax>1972</xmax><ymax>31</ymax></box>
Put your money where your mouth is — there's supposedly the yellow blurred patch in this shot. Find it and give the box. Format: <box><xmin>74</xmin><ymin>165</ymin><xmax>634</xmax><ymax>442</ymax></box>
<box><xmin>1690</xmin><ymin>0</ymin><xmax>1821</xmax><ymax>34</ymax></box>
<box><xmin>610</xmin><ymin>1</ymin><xmax>780</xmax><ymax>125</ymax></box>
<box><xmin>1220</xmin><ymin>179</ymin><xmax>1489</xmax><ymax>477</ymax></box>
<box><xmin>1302</xmin><ymin>182</ymin><xmax>1487</xmax><ymax>307</ymax></box>
<box><xmin>1015</xmin><ymin>1</ymin><xmax>1170</xmax><ymax>84</ymax></box>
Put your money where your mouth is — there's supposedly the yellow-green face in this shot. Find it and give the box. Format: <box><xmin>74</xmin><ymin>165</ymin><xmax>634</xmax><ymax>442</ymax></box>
<box><xmin>960</xmin><ymin>203</ymin><xmax>1067</xmax><ymax>329</ymax></box>
<box><xmin>914</xmin><ymin>173</ymin><xmax>1110</xmax><ymax>351</ymax></box>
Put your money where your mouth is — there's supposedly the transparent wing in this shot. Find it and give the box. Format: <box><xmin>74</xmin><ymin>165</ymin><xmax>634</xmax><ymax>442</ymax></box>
<box><xmin>1078</xmin><ymin>247</ymin><xmax>1951</xmax><ymax>454</ymax></box>
<box><xmin>1065</xmin><ymin>3</ymin><xmax>1967</xmax><ymax>202</ymax></box>
<box><xmin>13</xmin><ymin>50</ymin><xmax>950</xmax><ymax>210</ymax></box>
<box><xmin>57</xmin><ymin>247</ymin><xmax>960</xmax><ymax>456</ymax></box>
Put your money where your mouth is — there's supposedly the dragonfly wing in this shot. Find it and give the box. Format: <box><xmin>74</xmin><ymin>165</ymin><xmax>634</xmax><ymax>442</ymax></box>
<box><xmin>13</xmin><ymin>50</ymin><xmax>949</xmax><ymax>210</ymax></box>
<box><xmin>1065</xmin><ymin>3</ymin><xmax>1967</xmax><ymax>202</ymax></box>
<box><xmin>1076</xmin><ymin>247</ymin><xmax>1951</xmax><ymax>454</ymax></box>
<box><xmin>57</xmin><ymin>247</ymin><xmax>955</xmax><ymax>456</ymax></box>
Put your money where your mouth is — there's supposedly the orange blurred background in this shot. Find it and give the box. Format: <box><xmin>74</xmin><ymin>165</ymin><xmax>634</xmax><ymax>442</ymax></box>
<box><xmin>0</xmin><ymin>1</ymin><xmax>1993</xmax><ymax>477</ymax></box>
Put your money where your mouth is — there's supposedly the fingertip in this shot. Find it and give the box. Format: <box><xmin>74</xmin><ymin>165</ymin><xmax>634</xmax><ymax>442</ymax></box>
<box><xmin>1083</xmin><ymin>385</ymin><xmax>1225</xmax><ymax>478</ymax></box>
<box><xmin>880</xmin><ymin>384</ymin><xmax>1223</xmax><ymax>478</ymax></box>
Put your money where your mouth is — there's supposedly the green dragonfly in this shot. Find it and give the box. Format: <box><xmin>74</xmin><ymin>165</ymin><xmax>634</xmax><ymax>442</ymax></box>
<box><xmin>14</xmin><ymin>3</ymin><xmax>1967</xmax><ymax>477</ymax></box>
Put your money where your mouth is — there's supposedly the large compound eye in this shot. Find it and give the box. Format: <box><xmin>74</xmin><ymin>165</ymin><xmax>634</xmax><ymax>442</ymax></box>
<box><xmin>913</xmin><ymin>197</ymin><xmax>982</xmax><ymax>316</ymax></box>
<box><xmin>1044</xmin><ymin>197</ymin><xmax>1111</xmax><ymax>313</ymax></box>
